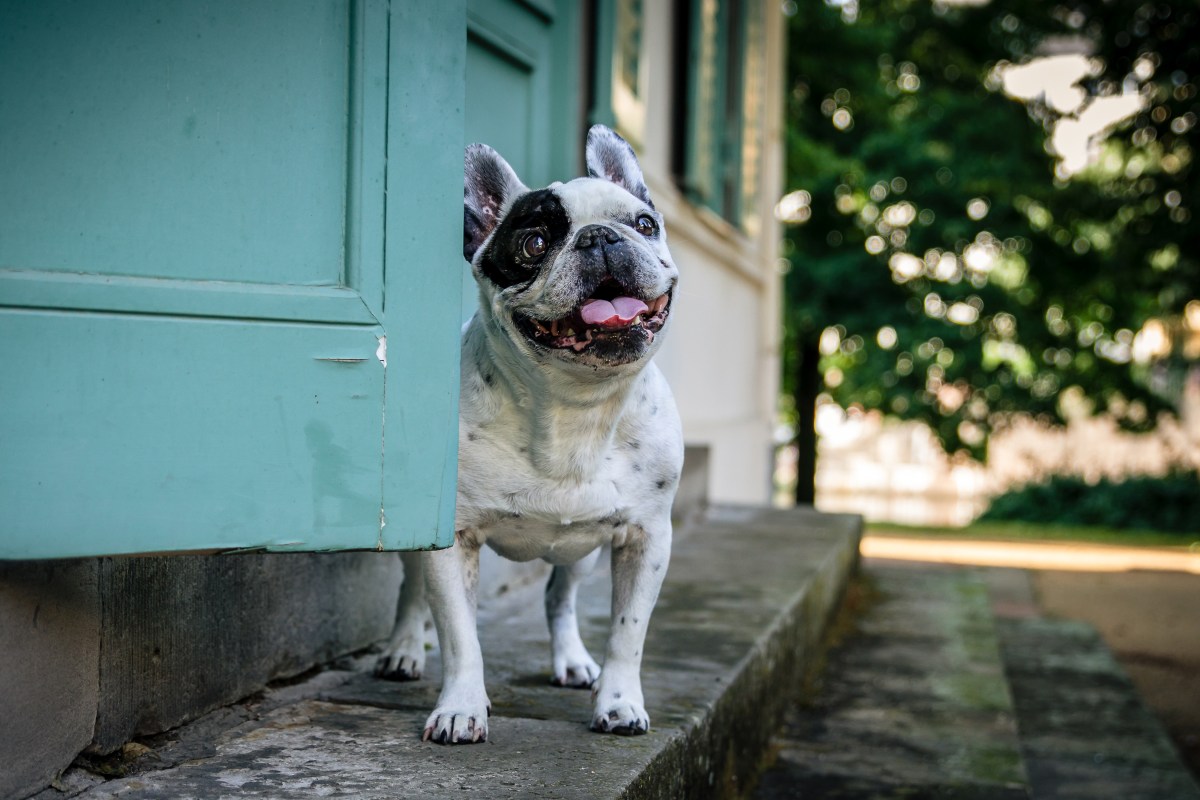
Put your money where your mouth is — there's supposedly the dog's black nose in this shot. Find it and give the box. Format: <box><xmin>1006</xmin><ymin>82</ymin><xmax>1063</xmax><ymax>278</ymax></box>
<box><xmin>576</xmin><ymin>224</ymin><xmax>621</xmax><ymax>249</ymax></box>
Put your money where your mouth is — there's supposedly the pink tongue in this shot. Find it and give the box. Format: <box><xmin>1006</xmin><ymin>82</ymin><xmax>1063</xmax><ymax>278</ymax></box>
<box><xmin>580</xmin><ymin>296</ymin><xmax>649</xmax><ymax>328</ymax></box>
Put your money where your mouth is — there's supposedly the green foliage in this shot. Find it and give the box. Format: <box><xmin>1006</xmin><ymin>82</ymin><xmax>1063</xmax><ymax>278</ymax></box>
<box><xmin>981</xmin><ymin>471</ymin><xmax>1200</xmax><ymax>533</ymax></box>
<box><xmin>782</xmin><ymin>1</ymin><xmax>1193</xmax><ymax>461</ymax></box>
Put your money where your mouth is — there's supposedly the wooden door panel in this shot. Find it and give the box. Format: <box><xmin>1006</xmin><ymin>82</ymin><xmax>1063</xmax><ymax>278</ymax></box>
<box><xmin>0</xmin><ymin>0</ymin><xmax>464</xmax><ymax>558</ymax></box>
<box><xmin>0</xmin><ymin>0</ymin><xmax>351</xmax><ymax>287</ymax></box>
<box><xmin>0</xmin><ymin>312</ymin><xmax>385</xmax><ymax>557</ymax></box>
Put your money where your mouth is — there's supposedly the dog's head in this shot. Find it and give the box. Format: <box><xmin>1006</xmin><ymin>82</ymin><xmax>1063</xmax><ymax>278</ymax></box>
<box><xmin>463</xmin><ymin>125</ymin><xmax>677</xmax><ymax>370</ymax></box>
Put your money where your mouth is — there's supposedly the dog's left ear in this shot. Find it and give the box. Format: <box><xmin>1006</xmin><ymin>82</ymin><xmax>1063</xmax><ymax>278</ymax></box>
<box><xmin>464</xmin><ymin>143</ymin><xmax>528</xmax><ymax>263</ymax></box>
<box><xmin>586</xmin><ymin>125</ymin><xmax>653</xmax><ymax>208</ymax></box>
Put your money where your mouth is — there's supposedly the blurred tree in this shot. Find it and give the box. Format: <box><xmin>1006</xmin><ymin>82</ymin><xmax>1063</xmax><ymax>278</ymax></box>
<box><xmin>781</xmin><ymin>0</ymin><xmax>1193</xmax><ymax>503</ymax></box>
<box><xmin>1023</xmin><ymin>2</ymin><xmax>1200</xmax><ymax>388</ymax></box>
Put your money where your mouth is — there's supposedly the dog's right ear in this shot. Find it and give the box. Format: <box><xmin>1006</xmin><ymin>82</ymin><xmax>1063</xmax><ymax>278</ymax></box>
<box><xmin>464</xmin><ymin>144</ymin><xmax>527</xmax><ymax>263</ymax></box>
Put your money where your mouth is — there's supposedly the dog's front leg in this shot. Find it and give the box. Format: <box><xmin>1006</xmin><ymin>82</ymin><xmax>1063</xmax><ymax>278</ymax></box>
<box><xmin>422</xmin><ymin>533</ymin><xmax>490</xmax><ymax>744</ymax></box>
<box><xmin>591</xmin><ymin>519</ymin><xmax>671</xmax><ymax>735</ymax></box>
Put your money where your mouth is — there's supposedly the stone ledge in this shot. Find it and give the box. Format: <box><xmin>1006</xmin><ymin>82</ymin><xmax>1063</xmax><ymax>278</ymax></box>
<box><xmin>51</xmin><ymin>506</ymin><xmax>861</xmax><ymax>800</ymax></box>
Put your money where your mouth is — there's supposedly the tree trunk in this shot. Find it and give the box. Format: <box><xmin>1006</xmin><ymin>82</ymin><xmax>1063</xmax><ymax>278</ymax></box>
<box><xmin>792</xmin><ymin>336</ymin><xmax>820</xmax><ymax>506</ymax></box>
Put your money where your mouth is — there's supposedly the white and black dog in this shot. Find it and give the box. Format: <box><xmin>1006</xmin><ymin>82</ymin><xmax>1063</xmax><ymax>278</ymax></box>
<box><xmin>374</xmin><ymin>125</ymin><xmax>682</xmax><ymax>744</ymax></box>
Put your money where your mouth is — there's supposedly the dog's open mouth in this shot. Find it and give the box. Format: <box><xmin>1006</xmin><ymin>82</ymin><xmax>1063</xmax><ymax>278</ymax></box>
<box><xmin>516</xmin><ymin>282</ymin><xmax>672</xmax><ymax>353</ymax></box>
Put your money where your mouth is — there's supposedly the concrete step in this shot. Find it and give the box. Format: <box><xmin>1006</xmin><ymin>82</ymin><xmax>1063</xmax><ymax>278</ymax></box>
<box><xmin>752</xmin><ymin>562</ymin><xmax>1029</xmax><ymax>798</ymax></box>
<box><xmin>39</xmin><ymin>506</ymin><xmax>861</xmax><ymax>800</ymax></box>
<box><xmin>753</xmin><ymin>562</ymin><xmax>1200</xmax><ymax>799</ymax></box>
<box><xmin>998</xmin><ymin>617</ymin><xmax>1200</xmax><ymax>799</ymax></box>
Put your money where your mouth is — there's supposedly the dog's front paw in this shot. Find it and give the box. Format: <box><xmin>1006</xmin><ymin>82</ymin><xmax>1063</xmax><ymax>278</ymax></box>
<box><xmin>590</xmin><ymin>682</ymin><xmax>649</xmax><ymax>735</ymax></box>
<box><xmin>590</xmin><ymin>701</ymin><xmax>649</xmax><ymax>735</ymax></box>
<box><xmin>374</xmin><ymin>637</ymin><xmax>425</xmax><ymax>682</ymax></box>
<box><xmin>551</xmin><ymin>646</ymin><xmax>601</xmax><ymax>689</ymax></box>
<box><xmin>422</xmin><ymin>690</ymin><xmax>491</xmax><ymax>744</ymax></box>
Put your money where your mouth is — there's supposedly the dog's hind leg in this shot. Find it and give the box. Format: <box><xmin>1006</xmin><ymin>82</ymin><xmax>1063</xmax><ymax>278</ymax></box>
<box><xmin>545</xmin><ymin>547</ymin><xmax>602</xmax><ymax>688</ymax></box>
<box><xmin>374</xmin><ymin>551</ymin><xmax>431</xmax><ymax>681</ymax></box>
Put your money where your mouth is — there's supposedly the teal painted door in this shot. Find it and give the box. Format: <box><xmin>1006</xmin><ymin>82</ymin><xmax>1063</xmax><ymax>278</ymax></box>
<box><xmin>0</xmin><ymin>1</ymin><xmax>464</xmax><ymax>558</ymax></box>
<box><xmin>461</xmin><ymin>0</ymin><xmax>582</xmax><ymax>319</ymax></box>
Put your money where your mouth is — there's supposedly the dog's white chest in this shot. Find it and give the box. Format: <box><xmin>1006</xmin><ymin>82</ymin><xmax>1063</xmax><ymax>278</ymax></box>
<box><xmin>461</xmin><ymin>448</ymin><xmax>638</xmax><ymax>564</ymax></box>
<box><xmin>454</xmin><ymin>317</ymin><xmax>682</xmax><ymax>567</ymax></box>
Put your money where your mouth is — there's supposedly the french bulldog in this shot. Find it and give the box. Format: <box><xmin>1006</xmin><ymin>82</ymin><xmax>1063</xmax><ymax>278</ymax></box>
<box><xmin>374</xmin><ymin>125</ymin><xmax>682</xmax><ymax>744</ymax></box>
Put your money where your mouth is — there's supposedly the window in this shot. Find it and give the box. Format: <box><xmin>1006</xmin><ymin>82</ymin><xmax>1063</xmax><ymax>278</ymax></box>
<box><xmin>612</xmin><ymin>0</ymin><xmax>646</xmax><ymax>142</ymax></box>
<box><xmin>673</xmin><ymin>0</ymin><xmax>765</xmax><ymax>234</ymax></box>
<box><xmin>591</xmin><ymin>0</ymin><xmax>647</xmax><ymax>147</ymax></box>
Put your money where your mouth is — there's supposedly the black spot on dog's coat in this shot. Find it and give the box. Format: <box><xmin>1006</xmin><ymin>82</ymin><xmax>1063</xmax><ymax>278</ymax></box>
<box><xmin>476</xmin><ymin>189</ymin><xmax>571</xmax><ymax>289</ymax></box>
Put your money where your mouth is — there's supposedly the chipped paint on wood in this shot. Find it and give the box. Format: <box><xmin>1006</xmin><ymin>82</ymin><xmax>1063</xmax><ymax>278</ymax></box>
<box><xmin>375</xmin><ymin>335</ymin><xmax>387</xmax><ymax>368</ymax></box>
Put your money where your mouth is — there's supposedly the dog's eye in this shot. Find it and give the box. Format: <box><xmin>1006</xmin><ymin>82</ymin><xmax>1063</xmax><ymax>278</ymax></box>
<box><xmin>634</xmin><ymin>215</ymin><xmax>657</xmax><ymax>237</ymax></box>
<box><xmin>521</xmin><ymin>232</ymin><xmax>548</xmax><ymax>260</ymax></box>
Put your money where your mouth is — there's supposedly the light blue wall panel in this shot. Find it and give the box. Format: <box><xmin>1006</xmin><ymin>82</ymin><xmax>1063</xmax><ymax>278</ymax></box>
<box><xmin>460</xmin><ymin>0</ymin><xmax>581</xmax><ymax>322</ymax></box>
<box><xmin>467</xmin><ymin>36</ymin><xmax>536</xmax><ymax>178</ymax></box>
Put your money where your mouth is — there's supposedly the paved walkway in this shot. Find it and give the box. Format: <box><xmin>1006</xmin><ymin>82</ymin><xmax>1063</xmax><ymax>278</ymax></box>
<box><xmin>752</xmin><ymin>558</ymin><xmax>1200</xmax><ymax>799</ymax></box>
<box><xmin>862</xmin><ymin>533</ymin><xmax>1200</xmax><ymax>780</ymax></box>
<box><xmin>1032</xmin><ymin>569</ymin><xmax>1200</xmax><ymax>781</ymax></box>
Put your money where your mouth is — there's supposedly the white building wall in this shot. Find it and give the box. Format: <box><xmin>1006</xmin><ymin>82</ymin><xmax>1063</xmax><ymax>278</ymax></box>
<box><xmin>628</xmin><ymin>0</ymin><xmax>786</xmax><ymax>504</ymax></box>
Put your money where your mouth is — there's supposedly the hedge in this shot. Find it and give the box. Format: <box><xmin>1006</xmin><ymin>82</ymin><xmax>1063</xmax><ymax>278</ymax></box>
<box><xmin>980</xmin><ymin>471</ymin><xmax>1200</xmax><ymax>534</ymax></box>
